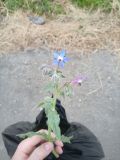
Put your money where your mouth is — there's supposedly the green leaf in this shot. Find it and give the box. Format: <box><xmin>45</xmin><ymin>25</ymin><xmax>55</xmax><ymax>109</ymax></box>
<box><xmin>61</xmin><ymin>74</ymin><xmax>66</xmax><ymax>78</ymax></box>
<box><xmin>64</xmin><ymin>85</ymin><xmax>73</xmax><ymax>97</ymax></box>
<box><xmin>44</xmin><ymin>97</ymin><xmax>55</xmax><ymax>112</ymax></box>
<box><xmin>39</xmin><ymin>97</ymin><xmax>61</xmax><ymax>140</ymax></box>
<box><xmin>60</xmin><ymin>91</ymin><xmax>65</xmax><ymax>98</ymax></box>
<box><xmin>56</xmin><ymin>70</ymin><xmax>62</xmax><ymax>73</ymax></box>
<box><xmin>61</xmin><ymin>135</ymin><xmax>73</xmax><ymax>143</ymax></box>
<box><xmin>17</xmin><ymin>132</ymin><xmax>73</xmax><ymax>144</ymax></box>
<box><xmin>56</xmin><ymin>70</ymin><xmax>65</xmax><ymax>78</ymax></box>
<box><xmin>17</xmin><ymin>132</ymin><xmax>39</xmax><ymax>139</ymax></box>
<box><xmin>44</xmin><ymin>83</ymin><xmax>55</xmax><ymax>93</ymax></box>
<box><xmin>47</xmin><ymin>110</ymin><xmax>61</xmax><ymax>140</ymax></box>
<box><xmin>17</xmin><ymin>131</ymin><xmax>56</xmax><ymax>142</ymax></box>
<box><xmin>38</xmin><ymin>101</ymin><xmax>44</xmax><ymax>107</ymax></box>
<box><xmin>48</xmin><ymin>71</ymin><xmax>53</xmax><ymax>77</ymax></box>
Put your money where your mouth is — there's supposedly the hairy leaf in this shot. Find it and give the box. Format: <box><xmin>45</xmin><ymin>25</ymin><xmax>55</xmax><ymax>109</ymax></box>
<box><xmin>64</xmin><ymin>85</ymin><xmax>73</xmax><ymax>97</ymax></box>
<box><xmin>47</xmin><ymin>110</ymin><xmax>61</xmax><ymax>140</ymax></box>
<box><xmin>38</xmin><ymin>101</ymin><xmax>44</xmax><ymax>107</ymax></box>
<box><xmin>56</xmin><ymin>70</ymin><xmax>65</xmax><ymax>78</ymax></box>
<box><xmin>44</xmin><ymin>83</ymin><xmax>55</xmax><ymax>93</ymax></box>
<box><xmin>61</xmin><ymin>135</ymin><xmax>73</xmax><ymax>143</ymax></box>
<box><xmin>17</xmin><ymin>131</ymin><xmax>56</xmax><ymax>142</ymax></box>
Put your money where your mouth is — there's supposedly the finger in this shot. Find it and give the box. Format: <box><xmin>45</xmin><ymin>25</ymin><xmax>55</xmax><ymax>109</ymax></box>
<box><xmin>17</xmin><ymin>136</ymin><xmax>44</xmax><ymax>155</ymax></box>
<box><xmin>55</xmin><ymin>146</ymin><xmax>63</xmax><ymax>155</ymax></box>
<box><xmin>55</xmin><ymin>140</ymin><xmax>63</xmax><ymax>147</ymax></box>
<box><xmin>29</xmin><ymin>142</ymin><xmax>54</xmax><ymax>160</ymax></box>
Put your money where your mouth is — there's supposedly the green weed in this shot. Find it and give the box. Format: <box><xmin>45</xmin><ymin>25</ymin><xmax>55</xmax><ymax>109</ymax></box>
<box><xmin>1</xmin><ymin>0</ymin><xmax>64</xmax><ymax>16</ymax></box>
<box><xmin>71</xmin><ymin>0</ymin><xmax>112</xmax><ymax>11</ymax></box>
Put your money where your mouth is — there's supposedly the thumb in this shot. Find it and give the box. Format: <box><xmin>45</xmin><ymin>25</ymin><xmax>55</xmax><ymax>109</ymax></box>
<box><xmin>29</xmin><ymin>142</ymin><xmax>54</xmax><ymax>160</ymax></box>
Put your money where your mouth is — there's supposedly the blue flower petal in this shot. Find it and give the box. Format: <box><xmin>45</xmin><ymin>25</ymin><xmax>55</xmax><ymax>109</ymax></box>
<box><xmin>59</xmin><ymin>61</ymin><xmax>65</xmax><ymax>68</ymax></box>
<box><xmin>53</xmin><ymin>50</ymin><xmax>68</xmax><ymax>68</ymax></box>
<box><xmin>60</xmin><ymin>50</ymin><xmax>66</xmax><ymax>57</ymax></box>
<box><xmin>54</xmin><ymin>52</ymin><xmax>59</xmax><ymax>59</ymax></box>
<box><xmin>53</xmin><ymin>59</ymin><xmax>58</xmax><ymax>65</ymax></box>
<box><xmin>63</xmin><ymin>57</ymin><xmax>69</xmax><ymax>63</ymax></box>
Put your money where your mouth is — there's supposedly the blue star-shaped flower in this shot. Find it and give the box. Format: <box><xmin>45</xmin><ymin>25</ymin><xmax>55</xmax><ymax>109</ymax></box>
<box><xmin>53</xmin><ymin>50</ymin><xmax>68</xmax><ymax>68</ymax></box>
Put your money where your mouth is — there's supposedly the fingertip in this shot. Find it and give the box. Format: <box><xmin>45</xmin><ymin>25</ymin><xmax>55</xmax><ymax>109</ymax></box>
<box><xmin>55</xmin><ymin>140</ymin><xmax>63</xmax><ymax>147</ymax></box>
<box><xmin>44</xmin><ymin>142</ymin><xmax>54</xmax><ymax>151</ymax></box>
<box><xmin>55</xmin><ymin>146</ymin><xmax>63</xmax><ymax>155</ymax></box>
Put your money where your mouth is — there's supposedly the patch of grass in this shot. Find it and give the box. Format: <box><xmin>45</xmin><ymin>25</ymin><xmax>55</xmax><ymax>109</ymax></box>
<box><xmin>29</xmin><ymin>0</ymin><xmax>65</xmax><ymax>16</ymax></box>
<box><xmin>1</xmin><ymin>0</ymin><xmax>65</xmax><ymax>16</ymax></box>
<box><xmin>71</xmin><ymin>0</ymin><xmax>113</xmax><ymax>11</ymax></box>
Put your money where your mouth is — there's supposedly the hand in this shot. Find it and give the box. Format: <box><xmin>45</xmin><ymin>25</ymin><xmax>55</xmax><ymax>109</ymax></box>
<box><xmin>12</xmin><ymin>130</ymin><xmax>63</xmax><ymax>160</ymax></box>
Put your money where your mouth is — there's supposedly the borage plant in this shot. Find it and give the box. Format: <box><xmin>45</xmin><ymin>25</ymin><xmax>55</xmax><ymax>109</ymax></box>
<box><xmin>18</xmin><ymin>50</ymin><xmax>86</xmax><ymax>157</ymax></box>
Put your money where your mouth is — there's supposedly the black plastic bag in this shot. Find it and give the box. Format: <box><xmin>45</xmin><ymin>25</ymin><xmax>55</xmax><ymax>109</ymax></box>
<box><xmin>2</xmin><ymin>100</ymin><xmax>104</xmax><ymax>160</ymax></box>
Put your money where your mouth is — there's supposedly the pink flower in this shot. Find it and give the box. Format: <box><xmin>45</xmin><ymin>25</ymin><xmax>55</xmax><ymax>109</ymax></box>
<box><xmin>71</xmin><ymin>75</ymin><xmax>87</xmax><ymax>85</ymax></box>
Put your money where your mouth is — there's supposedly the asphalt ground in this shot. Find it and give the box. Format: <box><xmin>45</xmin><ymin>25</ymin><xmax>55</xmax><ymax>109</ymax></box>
<box><xmin>0</xmin><ymin>49</ymin><xmax>120</xmax><ymax>160</ymax></box>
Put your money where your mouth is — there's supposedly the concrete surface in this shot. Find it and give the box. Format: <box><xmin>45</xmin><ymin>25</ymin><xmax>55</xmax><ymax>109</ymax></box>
<box><xmin>0</xmin><ymin>49</ymin><xmax>120</xmax><ymax>160</ymax></box>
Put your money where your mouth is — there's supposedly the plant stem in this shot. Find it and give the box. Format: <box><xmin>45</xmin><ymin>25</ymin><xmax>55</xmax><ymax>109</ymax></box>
<box><xmin>48</xmin><ymin>120</ymin><xmax>59</xmax><ymax>158</ymax></box>
<box><xmin>48</xmin><ymin>129</ymin><xmax>59</xmax><ymax>158</ymax></box>
<box><xmin>48</xmin><ymin>65</ymin><xmax>61</xmax><ymax>158</ymax></box>
<box><xmin>48</xmin><ymin>125</ymin><xmax>51</xmax><ymax>141</ymax></box>
<box><xmin>57</xmin><ymin>61</ymin><xmax>60</xmax><ymax>71</ymax></box>
<box><xmin>52</xmin><ymin>150</ymin><xmax>59</xmax><ymax>158</ymax></box>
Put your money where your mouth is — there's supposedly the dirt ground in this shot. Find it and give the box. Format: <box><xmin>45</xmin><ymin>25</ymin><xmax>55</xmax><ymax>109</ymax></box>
<box><xmin>0</xmin><ymin>49</ymin><xmax>120</xmax><ymax>160</ymax></box>
<box><xmin>0</xmin><ymin>4</ymin><xmax>120</xmax><ymax>54</ymax></box>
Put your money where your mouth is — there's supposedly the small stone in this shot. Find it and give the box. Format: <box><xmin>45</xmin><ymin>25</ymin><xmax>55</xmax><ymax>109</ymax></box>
<box><xmin>108</xmin><ymin>76</ymin><xmax>111</xmax><ymax>80</ymax></box>
<box><xmin>13</xmin><ymin>110</ymin><xmax>17</xmax><ymax>114</ymax></box>
<box><xmin>23</xmin><ymin>60</ymin><xmax>29</xmax><ymax>65</ymax></box>
<box><xmin>109</xmin><ymin>97</ymin><xmax>113</xmax><ymax>101</ymax></box>
<box><xmin>28</xmin><ymin>16</ymin><xmax>45</xmax><ymax>25</ymax></box>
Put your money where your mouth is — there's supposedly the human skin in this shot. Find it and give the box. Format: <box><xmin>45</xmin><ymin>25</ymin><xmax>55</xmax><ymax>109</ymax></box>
<box><xmin>12</xmin><ymin>130</ymin><xmax>63</xmax><ymax>160</ymax></box>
